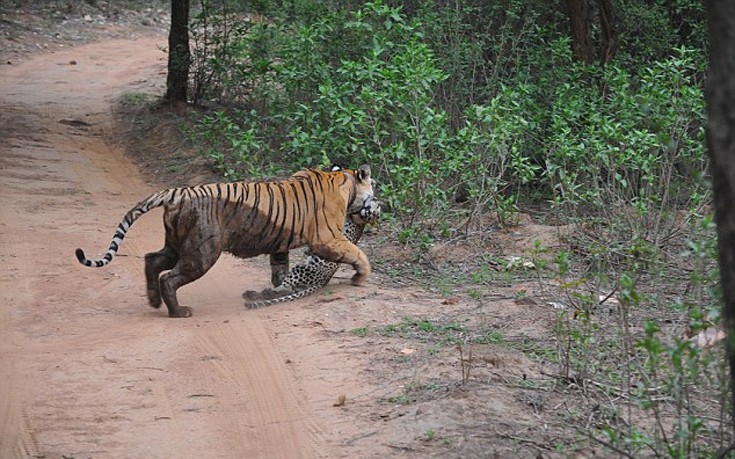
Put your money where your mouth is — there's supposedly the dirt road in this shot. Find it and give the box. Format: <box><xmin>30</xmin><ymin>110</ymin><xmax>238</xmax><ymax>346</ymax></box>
<box><xmin>0</xmin><ymin>37</ymin><xmax>396</xmax><ymax>459</ymax></box>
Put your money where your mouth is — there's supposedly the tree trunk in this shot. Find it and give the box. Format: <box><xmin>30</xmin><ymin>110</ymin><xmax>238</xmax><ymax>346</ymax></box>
<box><xmin>165</xmin><ymin>0</ymin><xmax>190</xmax><ymax>103</ymax></box>
<box><xmin>567</xmin><ymin>0</ymin><xmax>617</xmax><ymax>65</ymax></box>
<box><xmin>705</xmin><ymin>0</ymin><xmax>735</xmax><ymax>429</ymax></box>
<box><xmin>567</xmin><ymin>0</ymin><xmax>593</xmax><ymax>64</ymax></box>
<box><xmin>597</xmin><ymin>0</ymin><xmax>617</xmax><ymax>65</ymax></box>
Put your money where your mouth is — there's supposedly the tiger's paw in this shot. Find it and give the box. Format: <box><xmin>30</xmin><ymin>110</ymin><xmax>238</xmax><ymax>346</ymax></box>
<box><xmin>147</xmin><ymin>289</ymin><xmax>162</xmax><ymax>309</ymax></box>
<box><xmin>168</xmin><ymin>306</ymin><xmax>193</xmax><ymax>318</ymax></box>
<box><xmin>351</xmin><ymin>273</ymin><xmax>367</xmax><ymax>286</ymax></box>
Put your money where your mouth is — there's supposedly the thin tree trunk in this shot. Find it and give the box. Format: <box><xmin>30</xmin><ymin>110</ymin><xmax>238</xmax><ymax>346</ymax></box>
<box><xmin>597</xmin><ymin>0</ymin><xmax>617</xmax><ymax>65</ymax></box>
<box><xmin>567</xmin><ymin>0</ymin><xmax>593</xmax><ymax>63</ymax></box>
<box><xmin>704</xmin><ymin>0</ymin><xmax>735</xmax><ymax>430</ymax></box>
<box><xmin>165</xmin><ymin>0</ymin><xmax>190</xmax><ymax>103</ymax></box>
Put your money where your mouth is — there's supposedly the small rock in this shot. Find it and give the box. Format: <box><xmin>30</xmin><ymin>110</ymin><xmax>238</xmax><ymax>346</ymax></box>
<box><xmin>546</xmin><ymin>301</ymin><xmax>568</xmax><ymax>310</ymax></box>
<box><xmin>333</xmin><ymin>394</ymin><xmax>347</xmax><ymax>407</ymax></box>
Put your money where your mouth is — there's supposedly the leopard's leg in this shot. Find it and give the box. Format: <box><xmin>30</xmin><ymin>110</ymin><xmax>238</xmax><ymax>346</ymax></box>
<box><xmin>243</xmin><ymin>262</ymin><xmax>308</xmax><ymax>301</ymax></box>
<box><xmin>243</xmin><ymin>286</ymin><xmax>292</xmax><ymax>301</ymax></box>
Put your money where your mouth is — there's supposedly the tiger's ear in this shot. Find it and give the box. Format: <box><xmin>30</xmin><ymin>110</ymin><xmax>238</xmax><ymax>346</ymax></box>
<box><xmin>357</xmin><ymin>164</ymin><xmax>371</xmax><ymax>182</ymax></box>
<box><xmin>330</xmin><ymin>164</ymin><xmax>343</xmax><ymax>172</ymax></box>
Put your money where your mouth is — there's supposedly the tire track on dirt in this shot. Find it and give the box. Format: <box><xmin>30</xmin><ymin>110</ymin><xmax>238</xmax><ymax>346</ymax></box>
<box><xmin>193</xmin><ymin>319</ymin><xmax>325</xmax><ymax>459</ymax></box>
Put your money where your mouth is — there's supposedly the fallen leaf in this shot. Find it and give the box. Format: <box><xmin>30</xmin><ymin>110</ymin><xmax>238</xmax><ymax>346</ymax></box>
<box><xmin>318</xmin><ymin>296</ymin><xmax>344</xmax><ymax>304</ymax></box>
<box><xmin>691</xmin><ymin>327</ymin><xmax>725</xmax><ymax>349</ymax></box>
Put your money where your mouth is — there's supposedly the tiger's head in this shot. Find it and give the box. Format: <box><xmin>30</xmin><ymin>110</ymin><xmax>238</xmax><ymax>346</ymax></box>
<box><xmin>336</xmin><ymin>164</ymin><xmax>375</xmax><ymax>215</ymax></box>
<box><xmin>289</xmin><ymin>163</ymin><xmax>375</xmax><ymax>226</ymax></box>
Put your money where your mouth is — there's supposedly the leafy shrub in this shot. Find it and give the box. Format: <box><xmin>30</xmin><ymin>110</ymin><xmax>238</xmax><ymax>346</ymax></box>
<box><xmin>187</xmin><ymin>0</ymin><xmax>707</xmax><ymax>246</ymax></box>
<box><xmin>187</xmin><ymin>109</ymin><xmax>282</xmax><ymax>179</ymax></box>
<box><xmin>190</xmin><ymin>2</ymin><xmax>469</xmax><ymax>234</ymax></box>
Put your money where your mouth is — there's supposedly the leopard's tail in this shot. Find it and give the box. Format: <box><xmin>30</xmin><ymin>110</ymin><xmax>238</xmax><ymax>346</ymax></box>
<box><xmin>244</xmin><ymin>284</ymin><xmax>324</xmax><ymax>309</ymax></box>
<box><xmin>75</xmin><ymin>189</ymin><xmax>177</xmax><ymax>268</ymax></box>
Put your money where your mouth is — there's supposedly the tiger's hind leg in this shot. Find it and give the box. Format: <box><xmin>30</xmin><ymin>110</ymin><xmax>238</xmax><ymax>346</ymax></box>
<box><xmin>159</xmin><ymin>251</ymin><xmax>220</xmax><ymax>318</ymax></box>
<box><xmin>158</xmin><ymin>231</ymin><xmax>222</xmax><ymax>318</ymax></box>
<box><xmin>144</xmin><ymin>246</ymin><xmax>178</xmax><ymax>308</ymax></box>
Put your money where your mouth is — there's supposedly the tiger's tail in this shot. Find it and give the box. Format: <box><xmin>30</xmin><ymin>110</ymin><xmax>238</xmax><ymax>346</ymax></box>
<box><xmin>75</xmin><ymin>189</ymin><xmax>175</xmax><ymax>268</ymax></box>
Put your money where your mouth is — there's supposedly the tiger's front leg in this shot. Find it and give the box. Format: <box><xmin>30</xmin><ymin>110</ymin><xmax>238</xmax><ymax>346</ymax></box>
<box><xmin>311</xmin><ymin>236</ymin><xmax>370</xmax><ymax>285</ymax></box>
<box><xmin>269</xmin><ymin>252</ymin><xmax>289</xmax><ymax>287</ymax></box>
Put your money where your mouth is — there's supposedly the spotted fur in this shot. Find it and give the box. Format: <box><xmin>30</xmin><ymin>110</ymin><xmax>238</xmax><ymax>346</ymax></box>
<box><xmin>75</xmin><ymin>165</ymin><xmax>375</xmax><ymax>317</ymax></box>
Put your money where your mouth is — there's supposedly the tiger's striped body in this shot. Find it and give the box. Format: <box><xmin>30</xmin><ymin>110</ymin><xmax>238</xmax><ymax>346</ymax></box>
<box><xmin>75</xmin><ymin>165</ymin><xmax>374</xmax><ymax>317</ymax></box>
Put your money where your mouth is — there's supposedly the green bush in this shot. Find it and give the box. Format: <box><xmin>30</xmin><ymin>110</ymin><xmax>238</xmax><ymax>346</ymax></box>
<box><xmin>190</xmin><ymin>2</ymin><xmax>469</xmax><ymax>234</ymax></box>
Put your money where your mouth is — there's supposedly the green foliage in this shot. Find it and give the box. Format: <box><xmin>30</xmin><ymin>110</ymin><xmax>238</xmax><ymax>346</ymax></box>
<box><xmin>188</xmin><ymin>1</ymin><xmax>707</xmax><ymax>248</ymax></box>
<box><xmin>189</xmin><ymin>0</ymin><xmax>261</xmax><ymax>106</ymax></box>
<box><xmin>187</xmin><ymin>109</ymin><xmax>282</xmax><ymax>179</ymax></box>
<box><xmin>485</xmin><ymin>38</ymin><xmax>707</xmax><ymax>271</ymax></box>
<box><xmin>615</xmin><ymin>0</ymin><xmax>706</xmax><ymax>67</ymax></box>
<box><xmin>186</xmin><ymin>2</ymin><xmax>465</xmax><ymax>233</ymax></box>
<box><xmin>547</xmin><ymin>45</ymin><xmax>705</xmax><ymax>213</ymax></box>
<box><xmin>274</xmin><ymin>2</ymin><xmax>464</xmax><ymax>231</ymax></box>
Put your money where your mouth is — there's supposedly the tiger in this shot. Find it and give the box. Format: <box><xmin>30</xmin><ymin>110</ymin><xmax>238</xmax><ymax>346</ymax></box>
<box><xmin>75</xmin><ymin>165</ymin><xmax>375</xmax><ymax>318</ymax></box>
<box><xmin>243</xmin><ymin>198</ymin><xmax>381</xmax><ymax>308</ymax></box>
